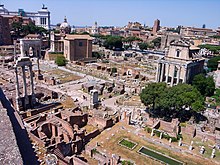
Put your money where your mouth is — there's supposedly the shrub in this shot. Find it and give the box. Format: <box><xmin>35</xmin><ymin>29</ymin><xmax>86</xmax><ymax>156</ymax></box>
<box><xmin>55</xmin><ymin>56</ymin><xmax>67</xmax><ymax>66</ymax></box>
<box><xmin>121</xmin><ymin>160</ymin><xmax>134</xmax><ymax>165</ymax></box>
<box><xmin>153</xmin><ymin>130</ymin><xmax>161</xmax><ymax>137</ymax></box>
<box><xmin>176</xmin><ymin>134</ymin><xmax>183</xmax><ymax>140</ymax></box>
<box><xmin>170</xmin><ymin>137</ymin><xmax>178</xmax><ymax>142</ymax></box>
<box><xmin>145</xmin><ymin>127</ymin><xmax>152</xmax><ymax>133</ymax></box>
<box><xmin>162</xmin><ymin>134</ymin><xmax>170</xmax><ymax>140</ymax></box>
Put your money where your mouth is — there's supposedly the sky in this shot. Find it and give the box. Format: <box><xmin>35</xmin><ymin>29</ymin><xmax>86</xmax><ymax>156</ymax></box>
<box><xmin>1</xmin><ymin>0</ymin><xmax>220</xmax><ymax>29</ymax></box>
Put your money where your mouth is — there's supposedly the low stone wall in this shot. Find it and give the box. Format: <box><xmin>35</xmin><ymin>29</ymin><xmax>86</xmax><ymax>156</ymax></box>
<box><xmin>85</xmin><ymin>129</ymin><xmax>100</xmax><ymax>143</ymax></box>
<box><xmin>181</xmin><ymin>125</ymin><xmax>196</xmax><ymax>137</ymax></box>
<box><xmin>72</xmin><ymin>156</ymin><xmax>89</xmax><ymax>165</ymax></box>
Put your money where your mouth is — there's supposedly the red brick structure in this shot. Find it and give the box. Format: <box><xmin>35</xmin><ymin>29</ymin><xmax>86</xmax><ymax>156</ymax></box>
<box><xmin>0</xmin><ymin>15</ymin><xmax>11</xmax><ymax>45</ymax></box>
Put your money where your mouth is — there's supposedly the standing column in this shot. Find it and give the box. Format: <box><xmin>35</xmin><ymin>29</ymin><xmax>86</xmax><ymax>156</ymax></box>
<box><xmin>165</xmin><ymin>64</ymin><xmax>170</xmax><ymax>83</ymax></box>
<box><xmin>177</xmin><ymin>66</ymin><xmax>181</xmax><ymax>84</ymax></box>
<box><xmin>29</xmin><ymin>65</ymin><xmax>36</xmax><ymax>106</ymax></box>
<box><xmin>20</xmin><ymin>41</ymin><xmax>25</xmax><ymax>57</ymax></box>
<box><xmin>21</xmin><ymin>66</ymin><xmax>28</xmax><ymax>96</ymax></box>
<box><xmin>15</xmin><ymin>67</ymin><xmax>20</xmax><ymax>98</ymax></box>
<box><xmin>155</xmin><ymin>62</ymin><xmax>161</xmax><ymax>82</ymax></box>
<box><xmin>15</xmin><ymin>67</ymin><xmax>21</xmax><ymax>110</ymax></box>
<box><xmin>171</xmin><ymin>66</ymin><xmax>175</xmax><ymax>87</ymax></box>
<box><xmin>22</xmin><ymin>66</ymin><xmax>29</xmax><ymax>109</ymax></box>
<box><xmin>29</xmin><ymin>65</ymin><xmax>34</xmax><ymax>95</ymax></box>
<box><xmin>183</xmin><ymin>67</ymin><xmax>187</xmax><ymax>83</ymax></box>
<box><xmin>160</xmin><ymin>63</ymin><xmax>165</xmax><ymax>82</ymax></box>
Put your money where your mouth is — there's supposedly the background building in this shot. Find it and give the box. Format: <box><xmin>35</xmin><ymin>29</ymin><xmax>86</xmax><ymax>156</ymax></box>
<box><xmin>152</xmin><ymin>19</ymin><xmax>160</xmax><ymax>34</ymax></box>
<box><xmin>156</xmin><ymin>39</ymin><xmax>204</xmax><ymax>86</ymax></box>
<box><xmin>0</xmin><ymin>4</ymin><xmax>50</xmax><ymax>30</ymax></box>
<box><xmin>64</xmin><ymin>34</ymin><xmax>92</xmax><ymax>61</ymax></box>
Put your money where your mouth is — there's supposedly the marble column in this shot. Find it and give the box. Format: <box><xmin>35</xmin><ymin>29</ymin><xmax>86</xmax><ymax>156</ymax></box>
<box><xmin>177</xmin><ymin>66</ymin><xmax>181</xmax><ymax>84</ymax></box>
<box><xmin>160</xmin><ymin>63</ymin><xmax>165</xmax><ymax>82</ymax></box>
<box><xmin>183</xmin><ymin>67</ymin><xmax>187</xmax><ymax>83</ymax></box>
<box><xmin>165</xmin><ymin>64</ymin><xmax>170</xmax><ymax>83</ymax></box>
<box><xmin>22</xmin><ymin>66</ymin><xmax>29</xmax><ymax>109</ymax></box>
<box><xmin>171</xmin><ymin>67</ymin><xmax>175</xmax><ymax>87</ymax></box>
<box><xmin>20</xmin><ymin>42</ymin><xmax>25</xmax><ymax>57</ymax></box>
<box><xmin>15</xmin><ymin>67</ymin><xmax>21</xmax><ymax>110</ymax></box>
<box><xmin>155</xmin><ymin>63</ymin><xmax>161</xmax><ymax>82</ymax></box>
<box><xmin>29</xmin><ymin>65</ymin><xmax>34</xmax><ymax>95</ymax></box>
<box><xmin>15</xmin><ymin>68</ymin><xmax>20</xmax><ymax>98</ymax></box>
<box><xmin>22</xmin><ymin>66</ymin><xmax>27</xmax><ymax>97</ymax></box>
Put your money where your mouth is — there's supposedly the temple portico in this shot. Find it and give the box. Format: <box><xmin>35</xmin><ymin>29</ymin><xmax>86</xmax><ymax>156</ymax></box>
<box><xmin>156</xmin><ymin>39</ymin><xmax>204</xmax><ymax>86</ymax></box>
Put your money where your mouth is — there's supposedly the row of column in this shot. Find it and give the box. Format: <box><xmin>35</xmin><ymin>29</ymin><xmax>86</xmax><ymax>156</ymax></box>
<box><xmin>15</xmin><ymin>65</ymin><xmax>35</xmax><ymax>110</ymax></box>
<box><xmin>156</xmin><ymin>62</ymin><xmax>187</xmax><ymax>86</ymax></box>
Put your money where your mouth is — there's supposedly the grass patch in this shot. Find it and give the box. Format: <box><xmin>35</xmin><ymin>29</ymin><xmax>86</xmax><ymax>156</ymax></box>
<box><xmin>119</xmin><ymin>139</ymin><xmax>137</xmax><ymax>150</ymax></box>
<box><xmin>121</xmin><ymin>160</ymin><xmax>134</xmax><ymax>165</ymax></box>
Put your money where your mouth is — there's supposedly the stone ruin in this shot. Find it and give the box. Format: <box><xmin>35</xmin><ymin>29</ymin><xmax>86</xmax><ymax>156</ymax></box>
<box><xmin>15</xmin><ymin>57</ymin><xmax>36</xmax><ymax>111</ymax></box>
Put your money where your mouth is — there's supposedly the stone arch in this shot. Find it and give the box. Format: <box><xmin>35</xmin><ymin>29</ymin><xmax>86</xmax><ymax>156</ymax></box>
<box><xmin>20</xmin><ymin>39</ymin><xmax>41</xmax><ymax>58</ymax></box>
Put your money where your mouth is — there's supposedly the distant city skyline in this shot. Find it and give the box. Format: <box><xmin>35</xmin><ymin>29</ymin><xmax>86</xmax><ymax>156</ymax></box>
<box><xmin>1</xmin><ymin>0</ymin><xmax>220</xmax><ymax>29</ymax></box>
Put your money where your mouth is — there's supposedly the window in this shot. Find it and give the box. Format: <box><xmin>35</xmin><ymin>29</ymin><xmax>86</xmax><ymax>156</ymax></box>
<box><xmin>40</xmin><ymin>18</ymin><xmax>47</xmax><ymax>25</ymax></box>
<box><xmin>79</xmin><ymin>42</ymin><xmax>83</xmax><ymax>46</ymax></box>
<box><xmin>176</xmin><ymin>49</ymin><xmax>180</xmax><ymax>57</ymax></box>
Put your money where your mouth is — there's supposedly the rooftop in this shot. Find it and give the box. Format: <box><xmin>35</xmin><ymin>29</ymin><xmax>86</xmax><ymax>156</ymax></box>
<box><xmin>65</xmin><ymin>34</ymin><xmax>93</xmax><ymax>40</ymax></box>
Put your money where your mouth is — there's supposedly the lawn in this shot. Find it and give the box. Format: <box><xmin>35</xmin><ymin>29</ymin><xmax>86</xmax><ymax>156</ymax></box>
<box><xmin>119</xmin><ymin>139</ymin><xmax>137</xmax><ymax>149</ymax></box>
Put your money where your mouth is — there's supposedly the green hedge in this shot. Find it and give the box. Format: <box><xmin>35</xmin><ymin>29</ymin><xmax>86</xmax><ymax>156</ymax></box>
<box><xmin>144</xmin><ymin>127</ymin><xmax>180</xmax><ymax>142</ymax></box>
<box><xmin>55</xmin><ymin>56</ymin><xmax>67</xmax><ymax>66</ymax></box>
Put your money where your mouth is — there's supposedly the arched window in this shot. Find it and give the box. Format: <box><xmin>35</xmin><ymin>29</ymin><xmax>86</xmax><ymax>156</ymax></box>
<box><xmin>176</xmin><ymin>49</ymin><xmax>180</xmax><ymax>57</ymax></box>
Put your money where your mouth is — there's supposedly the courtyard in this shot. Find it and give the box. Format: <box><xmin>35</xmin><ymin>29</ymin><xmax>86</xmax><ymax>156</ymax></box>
<box><xmin>87</xmin><ymin>122</ymin><xmax>220</xmax><ymax>165</ymax></box>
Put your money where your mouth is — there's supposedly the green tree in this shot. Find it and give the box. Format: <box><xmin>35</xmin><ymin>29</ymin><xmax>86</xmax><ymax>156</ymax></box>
<box><xmin>140</xmin><ymin>83</ymin><xmax>205</xmax><ymax>119</ymax></box>
<box><xmin>123</xmin><ymin>36</ymin><xmax>142</xmax><ymax>43</ymax></box>
<box><xmin>207</xmin><ymin>56</ymin><xmax>220</xmax><ymax>71</ymax></box>
<box><xmin>11</xmin><ymin>22</ymin><xmax>23</xmax><ymax>37</ymax></box>
<box><xmin>192</xmin><ymin>74</ymin><xmax>215</xmax><ymax>97</ymax></box>
<box><xmin>55</xmin><ymin>56</ymin><xmax>67</xmax><ymax>66</ymax></box>
<box><xmin>199</xmin><ymin>44</ymin><xmax>220</xmax><ymax>55</ymax></box>
<box><xmin>103</xmin><ymin>36</ymin><xmax>123</xmax><ymax>50</ymax></box>
<box><xmin>138</xmin><ymin>42</ymin><xmax>149</xmax><ymax>51</ymax></box>
<box><xmin>140</xmin><ymin>82</ymin><xmax>167</xmax><ymax>110</ymax></box>
<box><xmin>151</xmin><ymin>37</ymin><xmax>161</xmax><ymax>48</ymax></box>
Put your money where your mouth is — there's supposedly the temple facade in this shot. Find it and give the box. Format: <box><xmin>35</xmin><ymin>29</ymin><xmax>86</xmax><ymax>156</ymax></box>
<box><xmin>156</xmin><ymin>39</ymin><xmax>205</xmax><ymax>86</ymax></box>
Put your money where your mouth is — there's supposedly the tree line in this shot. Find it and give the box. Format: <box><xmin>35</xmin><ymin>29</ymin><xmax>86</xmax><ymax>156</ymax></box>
<box><xmin>140</xmin><ymin>74</ymin><xmax>215</xmax><ymax>122</ymax></box>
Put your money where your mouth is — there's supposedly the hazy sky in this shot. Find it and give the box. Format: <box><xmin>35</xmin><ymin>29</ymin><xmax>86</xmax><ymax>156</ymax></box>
<box><xmin>1</xmin><ymin>0</ymin><xmax>220</xmax><ymax>28</ymax></box>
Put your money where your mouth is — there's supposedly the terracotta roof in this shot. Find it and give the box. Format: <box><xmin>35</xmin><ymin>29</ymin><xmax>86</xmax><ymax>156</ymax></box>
<box><xmin>65</xmin><ymin>34</ymin><xmax>93</xmax><ymax>40</ymax></box>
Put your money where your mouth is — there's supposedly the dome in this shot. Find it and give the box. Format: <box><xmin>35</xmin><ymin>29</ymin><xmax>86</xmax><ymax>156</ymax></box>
<box><xmin>60</xmin><ymin>16</ymin><xmax>71</xmax><ymax>29</ymax></box>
